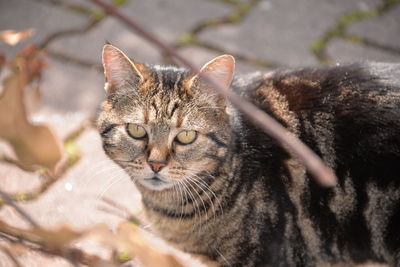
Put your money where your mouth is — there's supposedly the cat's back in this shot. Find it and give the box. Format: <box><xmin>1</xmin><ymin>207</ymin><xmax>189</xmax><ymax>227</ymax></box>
<box><xmin>232</xmin><ymin>62</ymin><xmax>400</xmax><ymax>266</ymax></box>
<box><xmin>234</xmin><ymin>62</ymin><xmax>400</xmax><ymax>113</ymax></box>
<box><xmin>234</xmin><ymin>61</ymin><xmax>400</xmax><ymax>180</ymax></box>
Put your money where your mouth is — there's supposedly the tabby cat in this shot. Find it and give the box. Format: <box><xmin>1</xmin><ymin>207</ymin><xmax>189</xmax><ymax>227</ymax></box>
<box><xmin>97</xmin><ymin>44</ymin><xmax>400</xmax><ymax>266</ymax></box>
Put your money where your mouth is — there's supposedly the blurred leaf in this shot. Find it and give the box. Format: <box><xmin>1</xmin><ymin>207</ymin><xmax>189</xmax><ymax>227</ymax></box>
<box><xmin>177</xmin><ymin>33</ymin><xmax>196</xmax><ymax>46</ymax></box>
<box><xmin>0</xmin><ymin>220</ymin><xmax>117</xmax><ymax>266</ymax></box>
<box><xmin>112</xmin><ymin>0</ymin><xmax>128</xmax><ymax>6</ymax></box>
<box><xmin>0</xmin><ymin>45</ymin><xmax>63</xmax><ymax>171</ymax></box>
<box><xmin>117</xmin><ymin>222</ymin><xmax>184</xmax><ymax>267</ymax></box>
<box><xmin>33</xmin><ymin>225</ymin><xmax>82</xmax><ymax>250</ymax></box>
<box><xmin>0</xmin><ymin>29</ymin><xmax>35</xmax><ymax>46</ymax></box>
<box><xmin>17</xmin><ymin>45</ymin><xmax>48</xmax><ymax>82</ymax></box>
<box><xmin>0</xmin><ymin>246</ymin><xmax>22</xmax><ymax>267</ymax></box>
<box><xmin>63</xmin><ymin>139</ymin><xmax>81</xmax><ymax>168</ymax></box>
<box><xmin>118</xmin><ymin>251</ymin><xmax>131</xmax><ymax>262</ymax></box>
<box><xmin>0</xmin><ymin>220</ymin><xmax>77</xmax><ymax>247</ymax></box>
<box><xmin>0</xmin><ymin>53</ymin><xmax>5</xmax><ymax>73</ymax></box>
<box><xmin>25</xmin><ymin>85</ymin><xmax>42</xmax><ymax>113</ymax></box>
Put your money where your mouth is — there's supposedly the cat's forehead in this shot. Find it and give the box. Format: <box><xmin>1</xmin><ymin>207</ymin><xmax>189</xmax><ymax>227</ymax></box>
<box><xmin>113</xmin><ymin>66</ymin><xmax>194</xmax><ymax>124</ymax></box>
<box><xmin>147</xmin><ymin>65</ymin><xmax>190</xmax><ymax>93</ymax></box>
<box><xmin>111</xmin><ymin>64</ymin><xmax>224</xmax><ymax>127</ymax></box>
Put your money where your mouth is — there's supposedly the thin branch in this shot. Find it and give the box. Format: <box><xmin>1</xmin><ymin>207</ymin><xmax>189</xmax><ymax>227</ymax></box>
<box><xmin>33</xmin><ymin>0</ymin><xmax>105</xmax><ymax>18</ymax></box>
<box><xmin>99</xmin><ymin>197</ymin><xmax>143</xmax><ymax>226</ymax></box>
<box><xmin>194</xmin><ymin>40</ymin><xmax>280</xmax><ymax>68</ymax></box>
<box><xmin>188</xmin><ymin>0</ymin><xmax>260</xmax><ymax>36</ymax></box>
<box><xmin>0</xmin><ymin>190</ymin><xmax>39</xmax><ymax>227</ymax></box>
<box><xmin>0</xmin><ymin>246</ymin><xmax>22</xmax><ymax>267</ymax></box>
<box><xmin>47</xmin><ymin>49</ymin><xmax>102</xmax><ymax>71</ymax></box>
<box><xmin>39</xmin><ymin>18</ymin><xmax>102</xmax><ymax>49</ymax></box>
<box><xmin>36</xmin><ymin>0</ymin><xmax>130</xmax><ymax>50</ymax></box>
<box><xmin>0</xmin><ymin>219</ymin><xmax>109</xmax><ymax>266</ymax></box>
<box><xmin>0</xmin><ymin>154</ymin><xmax>33</xmax><ymax>172</ymax></box>
<box><xmin>164</xmin><ymin>0</ymin><xmax>278</xmax><ymax>69</ymax></box>
<box><xmin>162</xmin><ymin>40</ymin><xmax>280</xmax><ymax>68</ymax></box>
<box><xmin>89</xmin><ymin>0</ymin><xmax>336</xmax><ymax>187</ymax></box>
<box><xmin>0</xmin><ymin>118</ymin><xmax>96</xmax><ymax>207</ymax></box>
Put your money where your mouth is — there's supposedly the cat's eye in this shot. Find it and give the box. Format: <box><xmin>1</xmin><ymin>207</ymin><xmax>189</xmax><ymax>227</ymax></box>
<box><xmin>175</xmin><ymin>130</ymin><xmax>197</xmax><ymax>145</ymax></box>
<box><xmin>127</xmin><ymin>124</ymin><xmax>147</xmax><ymax>139</ymax></box>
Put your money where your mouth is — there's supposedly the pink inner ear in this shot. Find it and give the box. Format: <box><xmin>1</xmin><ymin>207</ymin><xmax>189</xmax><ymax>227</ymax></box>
<box><xmin>102</xmin><ymin>45</ymin><xmax>142</xmax><ymax>90</ymax></box>
<box><xmin>199</xmin><ymin>55</ymin><xmax>235</xmax><ymax>89</ymax></box>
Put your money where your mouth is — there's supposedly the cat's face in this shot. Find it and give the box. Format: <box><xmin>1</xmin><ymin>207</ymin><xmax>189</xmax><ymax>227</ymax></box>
<box><xmin>98</xmin><ymin>45</ymin><xmax>235</xmax><ymax>192</ymax></box>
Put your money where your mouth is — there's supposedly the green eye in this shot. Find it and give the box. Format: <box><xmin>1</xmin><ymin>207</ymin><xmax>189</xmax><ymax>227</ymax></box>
<box><xmin>127</xmin><ymin>124</ymin><xmax>147</xmax><ymax>139</ymax></box>
<box><xmin>175</xmin><ymin>130</ymin><xmax>197</xmax><ymax>145</ymax></box>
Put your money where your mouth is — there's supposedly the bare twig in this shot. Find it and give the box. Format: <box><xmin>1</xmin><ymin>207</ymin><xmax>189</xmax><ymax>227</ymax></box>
<box><xmin>0</xmin><ymin>154</ymin><xmax>33</xmax><ymax>172</ymax></box>
<box><xmin>163</xmin><ymin>0</ymin><xmax>279</xmax><ymax>68</ymax></box>
<box><xmin>0</xmin><ymin>246</ymin><xmax>22</xmax><ymax>267</ymax></box>
<box><xmin>39</xmin><ymin>18</ymin><xmax>102</xmax><ymax>49</ymax></box>
<box><xmin>0</xmin><ymin>118</ymin><xmax>96</xmax><ymax>207</ymax></box>
<box><xmin>0</xmin><ymin>190</ymin><xmax>38</xmax><ymax>227</ymax></box>
<box><xmin>47</xmin><ymin>49</ymin><xmax>102</xmax><ymax>70</ymax></box>
<box><xmin>186</xmin><ymin>0</ymin><xmax>260</xmax><ymax>36</ymax></box>
<box><xmin>0</xmin><ymin>219</ymin><xmax>113</xmax><ymax>266</ymax></box>
<box><xmin>89</xmin><ymin>0</ymin><xmax>337</xmax><ymax>187</ymax></box>
<box><xmin>99</xmin><ymin>197</ymin><xmax>143</xmax><ymax>226</ymax></box>
<box><xmin>194</xmin><ymin>40</ymin><xmax>280</xmax><ymax>68</ymax></box>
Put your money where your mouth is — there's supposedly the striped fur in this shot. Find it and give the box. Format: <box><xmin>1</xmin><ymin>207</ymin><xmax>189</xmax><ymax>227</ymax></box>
<box><xmin>98</xmin><ymin>47</ymin><xmax>400</xmax><ymax>266</ymax></box>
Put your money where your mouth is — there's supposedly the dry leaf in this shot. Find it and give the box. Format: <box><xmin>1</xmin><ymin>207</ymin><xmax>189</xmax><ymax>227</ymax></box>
<box><xmin>32</xmin><ymin>225</ymin><xmax>83</xmax><ymax>250</ymax></box>
<box><xmin>117</xmin><ymin>222</ymin><xmax>184</xmax><ymax>267</ymax></box>
<box><xmin>0</xmin><ymin>29</ymin><xmax>35</xmax><ymax>46</ymax></box>
<box><xmin>0</xmin><ymin>218</ymin><xmax>119</xmax><ymax>266</ymax></box>
<box><xmin>0</xmin><ymin>46</ymin><xmax>62</xmax><ymax>171</ymax></box>
<box><xmin>17</xmin><ymin>45</ymin><xmax>47</xmax><ymax>82</ymax></box>
<box><xmin>0</xmin><ymin>53</ymin><xmax>5</xmax><ymax>72</ymax></box>
<box><xmin>25</xmin><ymin>85</ymin><xmax>42</xmax><ymax>113</ymax></box>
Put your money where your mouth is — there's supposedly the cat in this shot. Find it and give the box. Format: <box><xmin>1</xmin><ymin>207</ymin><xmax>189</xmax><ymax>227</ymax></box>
<box><xmin>97</xmin><ymin>44</ymin><xmax>400</xmax><ymax>266</ymax></box>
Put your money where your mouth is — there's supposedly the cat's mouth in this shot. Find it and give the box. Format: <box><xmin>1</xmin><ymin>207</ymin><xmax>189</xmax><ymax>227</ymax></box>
<box><xmin>139</xmin><ymin>176</ymin><xmax>173</xmax><ymax>191</ymax></box>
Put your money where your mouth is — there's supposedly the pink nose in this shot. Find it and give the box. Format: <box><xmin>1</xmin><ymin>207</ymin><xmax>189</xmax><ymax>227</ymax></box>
<box><xmin>148</xmin><ymin>160</ymin><xmax>167</xmax><ymax>173</ymax></box>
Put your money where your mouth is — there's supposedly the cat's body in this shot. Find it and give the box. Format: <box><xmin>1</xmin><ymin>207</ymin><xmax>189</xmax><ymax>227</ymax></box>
<box><xmin>98</xmin><ymin>45</ymin><xmax>400</xmax><ymax>266</ymax></box>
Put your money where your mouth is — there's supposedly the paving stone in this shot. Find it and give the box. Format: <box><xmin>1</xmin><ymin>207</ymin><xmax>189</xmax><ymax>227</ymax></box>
<box><xmin>0</xmin><ymin>0</ymin><xmax>87</xmax><ymax>58</ymax></box>
<box><xmin>45</xmin><ymin>0</ymin><xmax>230</xmax><ymax>64</ymax></box>
<box><xmin>200</xmin><ymin>0</ymin><xmax>388</xmax><ymax>67</ymax></box>
<box><xmin>39</xmin><ymin>59</ymin><xmax>104</xmax><ymax>113</ymax></box>
<box><xmin>327</xmin><ymin>38</ymin><xmax>400</xmax><ymax>63</ymax></box>
<box><xmin>348</xmin><ymin>4</ymin><xmax>400</xmax><ymax>50</ymax></box>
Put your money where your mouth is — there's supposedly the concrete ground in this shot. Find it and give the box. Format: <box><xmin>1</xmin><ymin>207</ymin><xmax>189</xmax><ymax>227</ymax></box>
<box><xmin>0</xmin><ymin>0</ymin><xmax>399</xmax><ymax>266</ymax></box>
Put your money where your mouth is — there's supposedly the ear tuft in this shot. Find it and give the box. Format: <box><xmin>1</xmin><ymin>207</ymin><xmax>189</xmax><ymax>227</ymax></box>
<box><xmin>198</xmin><ymin>54</ymin><xmax>235</xmax><ymax>89</ymax></box>
<box><xmin>189</xmin><ymin>55</ymin><xmax>235</xmax><ymax>105</ymax></box>
<box><xmin>102</xmin><ymin>44</ymin><xmax>144</xmax><ymax>94</ymax></box>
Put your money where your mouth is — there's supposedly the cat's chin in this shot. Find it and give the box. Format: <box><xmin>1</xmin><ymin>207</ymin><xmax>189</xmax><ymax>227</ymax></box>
<box><xmin>137</xmin><ymin>176</ymin><xmax>174</xmax><ymax>191</ymax></box>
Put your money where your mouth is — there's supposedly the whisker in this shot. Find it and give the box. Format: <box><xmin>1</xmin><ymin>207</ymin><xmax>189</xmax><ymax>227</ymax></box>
<box><xmin>79</xmin><ymin>161</ymin><xmax>122</xmax><ymax>193</ymax></box>
<box><xmin>98</xmin><ymin>170</ymin><xmax>129</xmax><ymax>197</ymax></box>
<box><xmin>185</xmin><ymin>177</ymin><xmax>209</xmax><ymax>223</ymax></box>
<box><xmin>175</xmin><ymin>181</ymin><xmax>186</xmax><ymax>223</ymax></box>
<box><xmin>186</xmin><ymin>176</ymin><xmax>216</xmax><ymax>220</ymax></box>
<box><xmin>185</xmin><ymin>168</ymin><xmax>224</xmax><ymax>216</ymax></box>
<box><xmin>215</xmin><ymin>248</ymin><xmax>232</xmax><ymax>267</ymax></box>
<box><xmin>179</xmin><ymin>179</ymin><xmax>201</xmax><ymax>228</ymax></box>
<box><xmin>197</xmin><ymin>107</ymin><xmax>224</xmax><ymax>110</ymax></box>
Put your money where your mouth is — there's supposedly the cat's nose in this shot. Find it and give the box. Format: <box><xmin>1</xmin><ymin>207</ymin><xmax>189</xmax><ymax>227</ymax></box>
<box><xmin>148</xmin><ymin>160</ymin><xmax>167</xmax><ymax>173</ymax></box>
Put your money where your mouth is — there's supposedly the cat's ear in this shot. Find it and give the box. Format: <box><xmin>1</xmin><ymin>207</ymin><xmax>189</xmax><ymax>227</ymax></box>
<box><xmin>102</xmin><ymin>44</ymin><xmax>144</xmax><ymax>94</ymax></box>
<box><xmin>189</xmin><ymin>55</ymin><xmax>235</xmax><ymax>105</ymax></box>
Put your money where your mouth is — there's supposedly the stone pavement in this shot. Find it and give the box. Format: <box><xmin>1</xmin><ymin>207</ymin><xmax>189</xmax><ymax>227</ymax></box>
<box><xmin>0</xmin><ymin>0</ymin><xmax>399</xmax><ymax>265</ymax></box>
